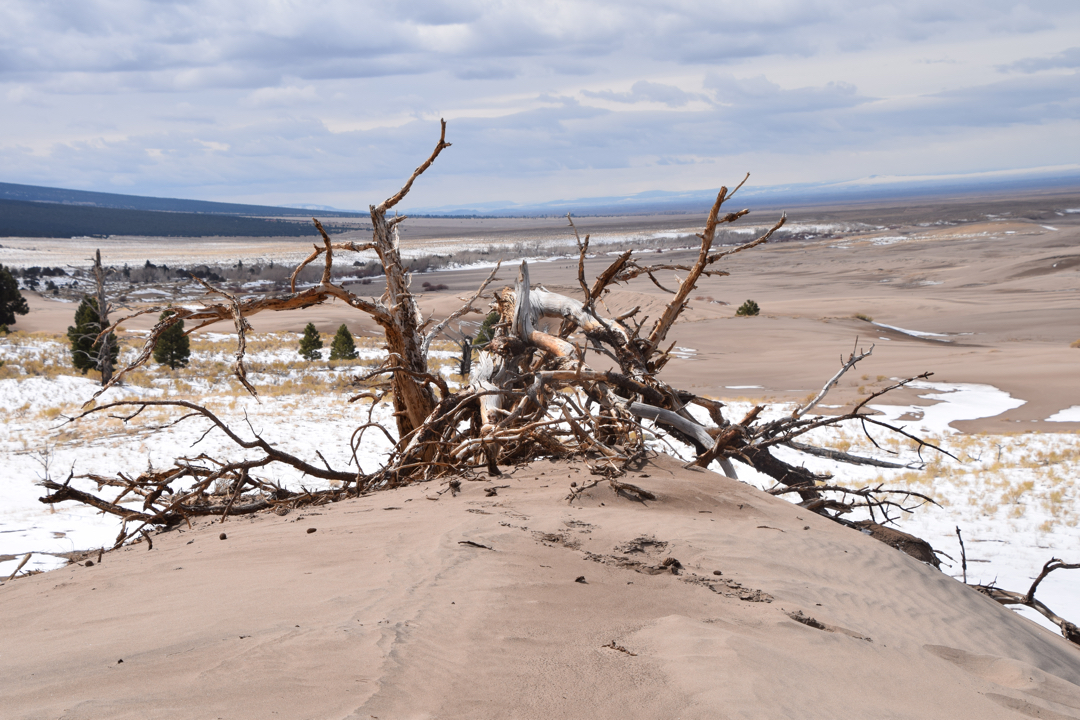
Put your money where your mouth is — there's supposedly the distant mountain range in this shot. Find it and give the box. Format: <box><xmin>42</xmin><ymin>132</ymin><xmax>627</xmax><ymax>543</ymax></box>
<box><xmin>2</xmin><ymin>165</ymin><xmax>1078</xmax><ymax>238</ymax></box>
<box><xmin>405</xmin><ymin>166</ymin><xmax>1080</xmax><ymax>217</ymax></box>
<box><xmin>0</xmin><ymin>198</ymin><xmax>361</xmax><ymax>239</ymax></box>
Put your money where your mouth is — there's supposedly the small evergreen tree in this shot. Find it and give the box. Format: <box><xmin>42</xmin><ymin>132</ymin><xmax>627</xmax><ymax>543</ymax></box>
<box><xmin>329</xmin><ymin>323</ymin><xmax>358</xmax><ymax>360</ymax></box>
<box><xmin>298</xmin><ymin>322</ymin><xmax>323</xmax><ymax>361</ymax></box>
<box><xmin>475</xmin><ymin>310</ymin><xmax>499</xmax><ymax>346</ymax></box>
<box><xmin>735</xmin><ymin>299</ymin><xmax>760</xmax><ymax>317</ymax></box>
<box><xmin>152</xmin><ymin>311</ymin><xmax>191</xmax><ymax>369</ymax></box>
<box><xmin>67</xmin><ymin>296</ymin><xmax>119</xmax><ymax>375</ymax></box>
<box><xmin>0</xmin><ymin>264</ymin><xmax>29</xmax><ymax>328</ymax></box>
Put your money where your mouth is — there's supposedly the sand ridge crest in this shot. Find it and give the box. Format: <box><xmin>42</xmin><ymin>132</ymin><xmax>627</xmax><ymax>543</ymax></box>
<box><xmin>4</xmin><ymin>456</ymin><xmax>1080</xmax><ymax>718</ymax></box>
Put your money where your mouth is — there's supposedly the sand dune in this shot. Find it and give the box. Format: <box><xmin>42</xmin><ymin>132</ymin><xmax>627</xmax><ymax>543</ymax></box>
<box><xmin>2</xmin><ymin>456</ymin><xmax>1078</xmax><ymax>718</ymax></box>
<box><xmin>4</xmin><ymin>195</ymin><xmax>1080</xmax><ymax>717</ymax></box>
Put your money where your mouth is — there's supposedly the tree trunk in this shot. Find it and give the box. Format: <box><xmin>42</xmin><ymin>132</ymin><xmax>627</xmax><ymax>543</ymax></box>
<box><xmin>93</xmin><ymin>249</ymin><xmax>113</xmax><ymax>386</ymax></box>
<box><xmin>365</xmin><ymin>120</ymin><xmax>452</xmax><ymax>438</ymax></box>
<box><xmin>370</xmin><ymin>214</ymin><xmax>437</xmax><ymax>439</ymax></box>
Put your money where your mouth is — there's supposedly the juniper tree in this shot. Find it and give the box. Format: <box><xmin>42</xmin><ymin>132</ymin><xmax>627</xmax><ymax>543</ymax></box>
<box><xmin>153</xmin><ymin>311</ymin><xmax>191</xmax><ymax>369</ymax></box>
<box><xmin>329</xmin><ymin>323</ymin><xmax>358</xmax><ymax>360</ymax></box>
<box><xmin>736</xmin><ymin>299</ymin><xmax>760</xmax><ymax>316</ymax></box>
<box><xmin>67</xmin><ymin>296</ymin><xmax>119</xmax><ymax>375</ymax></box>
<box><xmin>0</xmin><ymin>264</ymin><xmax>29</xmax><ymax>328</ymax></box>
<box><xmin>298</xmin><ymin>322</ymin><xmax>323</xmax><ymax>361</ymax></box>
<box><xmin>475</xmin><ymin>311</ymin><xmax>499</xmax><ymax>347</ymax></box>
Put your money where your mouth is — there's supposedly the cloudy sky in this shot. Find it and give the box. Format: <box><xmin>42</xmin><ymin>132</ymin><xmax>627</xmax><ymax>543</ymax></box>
<box><xmin>1</xmin><ymin>0</ymin><xmax>1078</xmax><ymax>210</ymax></box>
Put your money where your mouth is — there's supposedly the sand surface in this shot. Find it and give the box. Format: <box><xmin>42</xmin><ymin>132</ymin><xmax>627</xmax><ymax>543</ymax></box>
<box><xmin>3</xmin><ymin>455</ymin><xmax>1080</xmax><ymax>719</ymax></box>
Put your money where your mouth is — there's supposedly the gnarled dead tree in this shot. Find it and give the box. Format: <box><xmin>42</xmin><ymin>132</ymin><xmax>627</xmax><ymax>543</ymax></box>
<box><xmin>48</xmin><ymin>121</ymin><xmax>946</xmax><ymax>551</ymax></box>
<box><xmin>37</xmin><ymin>130</ymin><xmax>1080</xmax><ymax>644</ymax></box>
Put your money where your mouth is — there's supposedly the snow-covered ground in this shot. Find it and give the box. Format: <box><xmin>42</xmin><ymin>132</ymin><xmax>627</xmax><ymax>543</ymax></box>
<box><xmin>1</xmin><ymin>333</ymin><xmax>1077</xmax><ymax>640</ymax></box>
<box><xmin>0</xmin><ymin>331</ymin><xmax>457</xmax><ymax>573</ymax></box>
<box><xmin>670</xmin><ymin>381</ymin><xmax>1079</xmax><ymax>637</ymax></box>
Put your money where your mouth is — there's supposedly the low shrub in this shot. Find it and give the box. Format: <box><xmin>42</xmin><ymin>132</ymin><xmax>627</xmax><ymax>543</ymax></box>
<box><xmin>735</xmin><ymin>299</ymin><xmax>760</xmax><ymax>317</ymax></box>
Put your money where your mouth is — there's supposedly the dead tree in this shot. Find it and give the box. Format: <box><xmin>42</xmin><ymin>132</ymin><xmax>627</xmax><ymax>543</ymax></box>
<box><xmin>458</xmin><ymin>335</ymin><xmax>473</xmax><ymax>379</ymax></box>
<box><xmin>37</xmin><ymin>156</ymin><xmax>1079</xmax><ymax>641</ymax></box>
<box><xmin>92</xmin><ymin>250</ymin><xmax>114</xmax><ymax>385</ymax></box>
<box><xmin>46</xmin><ymin>121</ymin><xmax>947</xmax><ymax>544</ymax></box>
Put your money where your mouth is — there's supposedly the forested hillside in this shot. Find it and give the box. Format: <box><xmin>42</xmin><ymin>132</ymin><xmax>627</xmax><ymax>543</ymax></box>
<box><xmin>0</xmin><ymin>198</ymin><xmax>353</xmax><ymax>238</ymax></box>
<box><xmin>0</xmin><ymin>182</ymin><xmax>364</xmax><ymax>218</ymax></box>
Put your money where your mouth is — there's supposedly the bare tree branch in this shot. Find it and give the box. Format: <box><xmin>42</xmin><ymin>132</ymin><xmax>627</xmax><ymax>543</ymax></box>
<box><xmin>377</xmin><ymin>118</ymin><xmax>451</xmax><ymax>213</ymax></box>
<box><xmin>793</xmin><ymin>340</ymin><xmax>873</xmax><ymax>419</ymax></box>
<box><xmin>422</xmin><ymin>262</ymin><xmax>501</xmax><ymax>357</ymax></box>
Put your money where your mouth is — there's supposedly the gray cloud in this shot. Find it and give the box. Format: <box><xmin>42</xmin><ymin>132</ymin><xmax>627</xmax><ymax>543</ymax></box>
<box><xmin>999</xmin><ymin>47</ymin><xmax>1080</xmax><ymax>73</ymax></box>
<box><xmin>5</xmin><ymin>1</ymin><xmax>1075</xmax><ymax>89</ymax></box>
<box><xmin>704</xmin><ymin>74</ymin><xmax>867</xmax><ymax>114</ymax></box>
<box><xmin>0</xmin><ymin>0</ymin><xmax>1078</xmax><ymax>205</ymax></box>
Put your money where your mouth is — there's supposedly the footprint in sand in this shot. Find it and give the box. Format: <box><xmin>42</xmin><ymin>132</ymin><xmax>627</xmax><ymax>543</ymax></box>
<box><xmin>925</xmin><ymin>644</ymin><xmax>1080</xmax><ymax>718</ymax></box>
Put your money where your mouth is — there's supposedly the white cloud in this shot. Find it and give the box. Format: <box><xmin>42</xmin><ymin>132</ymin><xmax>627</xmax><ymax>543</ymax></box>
<box><xmin>583</xmin><ymin>81</ymin><xmax>702</xmax><ymax>107</ymax></box>
<box><xmin>242</xmin><ymin>85</ymin><xmax>320</xmax><ymax>108</ymax></box>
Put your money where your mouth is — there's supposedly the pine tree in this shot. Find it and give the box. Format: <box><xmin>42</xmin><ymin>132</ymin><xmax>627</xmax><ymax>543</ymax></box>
<box><xmin>475</xmin><ymin>310</ymin><xmax>499</xmax><ymax>346</ymax></box>
<box><xmin>0</xmin><ymin>264</ymin><xmax>29</xmax><ymax>328</ymax></box>
<box><xmin>67</xmin><ymin>296</ymin><xmax>119</xmax><ymax>375</ymax></box>
<box><xmin>153</xmin><ymin>311</ymin><xmax>191</xmax><ymax>369</ymax></box>
<box><xmin>298</xmin><ymin>322</ymin><xmax>323</xmax><ymax>361</ymax></box>
<box><xmin>329</xmin><ymin>323</ymin><xmax>358</xmax><ymax>360</ymax></box>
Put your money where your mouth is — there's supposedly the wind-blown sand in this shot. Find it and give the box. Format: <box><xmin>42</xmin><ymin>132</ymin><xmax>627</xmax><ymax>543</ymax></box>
<box><xmin>3</xmin><ymin>455</ymin><xmax>1079</xmax><ymax>719</ymax></box>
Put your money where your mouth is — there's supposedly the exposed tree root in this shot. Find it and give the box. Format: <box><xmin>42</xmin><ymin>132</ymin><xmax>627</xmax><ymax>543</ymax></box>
<box><xmin>39</xmin><ymin>121</ymin><xmax>1078</xmax><ymax>646</ymax></box>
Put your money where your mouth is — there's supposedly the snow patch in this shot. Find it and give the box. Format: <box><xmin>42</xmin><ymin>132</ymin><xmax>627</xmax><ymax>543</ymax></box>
<box><xmin>868</xmin><ymin>381</ymin><xmax>1025</xmax><ymax>435</ymax></box>
<box><xmin>872</xmin><ymin>322</ymin><xmax>951</xmax><ymax>341</ymax></box>
<box><xmin>1046</xmin><ymin>406</ymin><xmax>1080</xmax><ymax>422</ymax></box>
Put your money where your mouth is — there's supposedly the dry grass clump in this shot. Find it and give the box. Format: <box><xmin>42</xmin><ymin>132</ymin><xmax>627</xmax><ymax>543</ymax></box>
<box><xmin>258</xmin><ymin>373</ymin><xmax>357</xmax><ymax>397</ymax></box>
<box><xmin>0</xmin><ymin>363</ymin><xmax>24</xmax><ymax>380</ymax></box>
<box><xmin>0</xmin><ymin>332</ymin><xmax>467</xmax><ymax>406</ymax></box>
<box><xmin>0</xmin><ymin>332</ymin><xmax>82</xmax><ymax>380</ymax></box>
<box><xmin>903</xmin><ymin>431</ymin><xmax>1080</xmax><ymax>532</ymax></box>
<box><xmin>775</xmin><ymin>413</ymin><xmax>1078</xmax><ymax>532</ymax></box>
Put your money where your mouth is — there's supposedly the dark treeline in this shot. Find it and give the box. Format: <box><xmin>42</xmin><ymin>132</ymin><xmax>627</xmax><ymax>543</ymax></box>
<box><xmin>125</xmin><ymin>258</ymin><xmax>384</xmax><ymax>291</ymax></box>
<box><xmin>0</xmin><ymin>199</ymin><xmax>357</xmax><ymax>238</ymax></box>
<box><xmin>0</xmin><ymin>182</ymin><xmax>366</xmax><ymax>218</ymax></box>
<box><xmin>10</xmin><ymin>265</ymin><xmax>70</xmax><ymax>293</ymax></box>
